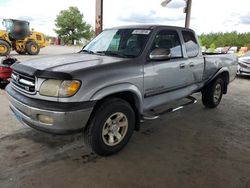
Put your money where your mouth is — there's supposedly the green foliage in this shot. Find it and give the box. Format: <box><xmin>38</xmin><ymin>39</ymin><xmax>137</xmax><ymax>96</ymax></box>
<box><xmin>45</xmin><ymin>35</ymin><xmax>53</xmax><ymax>41</ymax></box>
<box><xmin>54</xmin><ymin>6</ymin><xmax>94</xmax><ymax>45</ymax></box>
<box><xmin>209</xmin><ymin>43</ymin><xmax>216</xmax><ymax>52</ymax></box>
<box><xmin>199</xmin><ymin>32</ymin><xmax>250</xmax><ymax>48</ymax></box>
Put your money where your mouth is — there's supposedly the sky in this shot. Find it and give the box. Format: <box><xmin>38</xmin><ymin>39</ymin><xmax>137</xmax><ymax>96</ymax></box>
<box><xmin>0</xmin><ymin>0</ymin><xmax>249</xmax><ymax>36</ymax></box>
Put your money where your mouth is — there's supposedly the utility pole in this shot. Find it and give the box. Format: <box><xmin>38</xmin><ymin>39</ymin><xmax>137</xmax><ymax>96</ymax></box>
<box><xmin>161</xmin><ymin>0</ymin><xmax>192</xmax><ymax>28</ymax></box>
<box><xmin>184</xmin><ymin>0</ymin><xmax>192</xmax><ymax>28</ymax></box>
<box><xmin>95</xmin><ymin>0</ymin><xmax>103</xmax><ymax>36</ymax></box>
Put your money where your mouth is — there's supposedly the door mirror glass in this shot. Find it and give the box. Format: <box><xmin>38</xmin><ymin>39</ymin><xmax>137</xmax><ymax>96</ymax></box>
<box><xmin>149</xmin><ymin>48</ymin><xmax>171</xmax><ymax>61</ymax></box>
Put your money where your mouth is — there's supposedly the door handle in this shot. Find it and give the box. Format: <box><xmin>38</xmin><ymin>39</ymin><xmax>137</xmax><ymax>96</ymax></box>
<box><xmin>189</xmin><ymin>62</ymin><xmax>195</xmax><ymax>67</ymax></box>
<box><xmin>179</xmin><ymin>63</ymin><xmax>185</xmax><ymax>69</ymax></box>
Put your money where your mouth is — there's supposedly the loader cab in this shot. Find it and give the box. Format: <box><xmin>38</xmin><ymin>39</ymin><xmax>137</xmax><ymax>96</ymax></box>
<box><xmin>2</xmin><ymin>19</ymin><xmax>30</xmax><ymax>40</ymax></box>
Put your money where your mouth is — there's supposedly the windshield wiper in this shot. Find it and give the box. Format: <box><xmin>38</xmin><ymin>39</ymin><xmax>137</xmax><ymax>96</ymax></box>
<box><xmin>96</xmin><ymin>51</ymin><xmax>136</xmax><ymax>58</ymax></box>
<box><xmin>78</xmin><ymin>49</ymin><xmax>95</xmax><ymax>54</ymax></box>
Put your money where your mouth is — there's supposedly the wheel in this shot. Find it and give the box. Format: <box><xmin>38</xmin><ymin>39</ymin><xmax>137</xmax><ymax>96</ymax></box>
<box><xmin>26</xmin><ymin>41</ymin><xmax>40</xmax><ymax>55</ymax></box>
<box><xmin>16</xmin><ymin>50</ymin><xmax>26</xmax><ymax>55</ymax></box>
<box><xmin>0</xmin><ymin>79</ymin><xmax>7</xmax><ymax>89</ymax></box>
<box><xmin>202</xmin><ymin>77</ymin><xmax>224</xmax><ymax>108</ymax></box>
<box><xmin>0</xmin><ymin>83</ymin><xmax>7</xmax><ymax>89</ymax></box>
<box><xmin>0</xmin><ymin>40</ymin><xmax>11</xmax><ymax>56</ymax></box>
<box><xmin>84</xmin><ymin>98</ymin><xmax>135</xmax><ymax>156</ymax></box>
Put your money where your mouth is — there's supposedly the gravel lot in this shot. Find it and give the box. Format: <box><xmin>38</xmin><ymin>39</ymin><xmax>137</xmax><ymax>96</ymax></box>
<box><xmin>10</xmin><ymin>45</ymin><xmax>82</xmax><ymax>61</ymax></box>
<box><xmin>0</xmin><ymin>46</ymin><xmax>250</xmax><ymax>188</ymax></box>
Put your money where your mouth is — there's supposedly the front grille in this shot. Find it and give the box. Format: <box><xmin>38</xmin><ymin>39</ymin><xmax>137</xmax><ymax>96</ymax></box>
<box><xmin>11</xmin><ymin>71</ymin><xmax>36</xmax><ymax>94</ymax></box>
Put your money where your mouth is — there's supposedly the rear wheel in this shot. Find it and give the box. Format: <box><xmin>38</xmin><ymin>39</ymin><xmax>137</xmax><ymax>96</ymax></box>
<box><xmin>202</xmin><ymin>77</ymin><xmax>224</xmax><ymax>108</ymax></box>
<box><xmin>0</xmin><ymin>40</ymin><xmax>11</xmax><ymax>56</ymax></box>
<box><xmin>26</xmin><ymin>41</ymin><xmax>40</xmax><ymax>55</ymax></box>
<box><xmin>84</xmin><ymin>98</ymin><xmax>135</xmax><ymax>156</ymax></box>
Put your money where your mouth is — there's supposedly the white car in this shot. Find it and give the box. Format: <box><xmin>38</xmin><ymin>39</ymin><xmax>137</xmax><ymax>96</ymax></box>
<box><xmin>238</xmin><ymin>51</ymin><xmax>250</xmax><ymax>76</ymax></box>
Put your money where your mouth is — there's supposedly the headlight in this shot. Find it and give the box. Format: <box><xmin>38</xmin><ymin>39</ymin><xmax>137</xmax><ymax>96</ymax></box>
<box><xmin>39</xmin><ymin>79</ymin><xmax>81</xmax><ymax>97</ymax></box>
<box><xmin>239</xmin><ymin>59</ymin><xmax>250</xmax><ymax>64</ymax></box>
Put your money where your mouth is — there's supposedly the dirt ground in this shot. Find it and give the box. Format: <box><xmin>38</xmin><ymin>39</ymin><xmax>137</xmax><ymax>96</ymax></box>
<box><xmin>0</xmin><ymin>47</ymin><xmax>250</xmax><ymax>188</ymax></box>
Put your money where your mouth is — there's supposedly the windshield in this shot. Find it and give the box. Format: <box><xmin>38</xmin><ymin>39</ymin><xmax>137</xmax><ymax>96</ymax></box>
<box><xmin>83</xmin><ymin>29</ymin><xmax>151</xmax><ymax>58</ymax></box>
<box><xmin>2</xmin><ymin>19</ymin><xmax>29</xmax><ymax>33</ymax></box>
<box><xmin>2</xmin><ymin>20</ymin><xmax>14</xmax><ymax>32</ymax></box>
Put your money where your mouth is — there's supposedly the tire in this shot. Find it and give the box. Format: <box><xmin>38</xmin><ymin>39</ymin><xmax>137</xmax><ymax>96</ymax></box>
<box><xmin>26</xmin><ymin>41</ymin><xmax>40</xmax><ymax>55</ymax></box>
<box><xmin>202</xmin><ymin>77</ymin><xmax>224</xmax><ymax>108</ymax></box>
<box><xmin>0</xmin><ymin>79</ymin><xmax>3</xmax><ymax>89</ymax></box>
<box><xmin>0</xmin><ymin>79</ymin><xmax>7</xmax><ymax>89</ymax></box>
<box><xmin>0</xmin><ymin>40</ymin><xmax>11</xmax><ymax>56</ymax></box>
<box><xmin>84</xmin><ymin>98</ymin><xmax>135</xmax><ymax>156</ymax></box>
<box><xmin>0</xmin><ymin>84</ymin><xmax>7</xmax><ymax>89</ymax></box>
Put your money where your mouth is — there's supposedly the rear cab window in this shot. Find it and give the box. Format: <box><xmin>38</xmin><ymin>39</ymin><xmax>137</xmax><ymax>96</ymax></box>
<box><xmin>182</xmin><ymin>30</ymin><xmax>200</xmax><ymax>58</ymax></box>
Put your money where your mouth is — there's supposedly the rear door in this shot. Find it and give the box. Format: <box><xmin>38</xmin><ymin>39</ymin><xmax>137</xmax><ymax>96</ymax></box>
<box><xmin>144</xmin><ymin>29</ymin><xmax>193</xmax><ymax>97</ymax></box>
<box><xmin>181</xmin><ymin>30</ymin><xmax>204</xmax><ymax>83</ymax></box>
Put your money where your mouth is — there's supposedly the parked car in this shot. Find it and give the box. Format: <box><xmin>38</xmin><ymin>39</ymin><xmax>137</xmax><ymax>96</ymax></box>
<box><xmin>222</xmin><ymin>46</ymin><xmax>231</xmax><ymax>54</ymax></box>
<box><xmin>237</xmin><ymin>50</ymin><xmax>250</xmax><ymax>76</ymax></box>
<box><xmin>238</xmin><ymin>47</ymin><xmax>248</xmax><ymax>56</ymax></box>
<box><xmin>215</xmin><ymin>47</ymin><xmax>237</xmax><ymax>54</ymax></box>
<box><xmin>0</xmin><ymin>57</ymin><xmax>17</xmax><ymax>89</ymax></box>
<box><xmin>6</xmin><ymin>25</ymin><xmax>238</xmax><ymax>156</ymax></box>
<box><xmin>228</xmin><ymin>46</ymin><xmax>238</xmax><ymax>53</ymax></box>
<box><xmin>215</xmin><ymin>47</ymin><xmax>224</xmax><ymax>53</ymax></box>
<box><xmin>201</xmin><ymin>46</ymin><xmax>207</xmax><ymax>53</ymax></box>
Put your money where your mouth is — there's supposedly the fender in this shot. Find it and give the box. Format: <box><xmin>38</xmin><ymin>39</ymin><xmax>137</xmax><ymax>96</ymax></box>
<box><xmin>0</xmin><ymin>39</ymin><xmax>11</xmax><ymax>47</ymax></box>
<box><xmin>90</xmin><ymin>83</ymin><xmax>143</xmax><ymax>113</ymax></box>
<box><xmin>206</xmin><ymin>67</ymin><xmax>229</xmax><ymax>85</ymax></box>
<box><xmin>202</xmin><ymin>67</ymin><xmax>230</xmax><ymax>94</ymax></box>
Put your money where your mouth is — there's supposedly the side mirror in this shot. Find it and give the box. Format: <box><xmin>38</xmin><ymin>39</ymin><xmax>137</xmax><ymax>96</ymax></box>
<box><xmin>149</xmin><ymin>48</ymin><xmax>171</xmax><ymax>61</ymax></box>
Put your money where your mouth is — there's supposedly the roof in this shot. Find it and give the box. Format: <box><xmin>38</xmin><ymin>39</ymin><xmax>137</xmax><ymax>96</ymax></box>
<box><xmin>107</xmin><ymin>25</ymin><xmax>194</xmax><ymax>32</ymax></box>
<box><xmin>3</xmin><ymin>19</ymin><xmax>30</xmax><ymax>24</ymax></box>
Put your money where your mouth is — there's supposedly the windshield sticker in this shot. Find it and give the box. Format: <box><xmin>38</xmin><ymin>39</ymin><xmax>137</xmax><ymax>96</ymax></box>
<box><xmin>132</xmin><ymin>30</ymin><xmax>151</xmax><ymax>35</ymax></box>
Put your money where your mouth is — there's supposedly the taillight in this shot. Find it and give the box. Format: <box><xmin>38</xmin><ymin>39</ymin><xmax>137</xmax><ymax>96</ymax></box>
<box><xmin>0</xmin><ymin>66</ymin><xmax>12</xmax><ymax>72</ymax></box>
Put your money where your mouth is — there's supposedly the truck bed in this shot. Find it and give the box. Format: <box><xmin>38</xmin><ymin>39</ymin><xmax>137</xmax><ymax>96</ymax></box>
<box><xmin>203</xmin><ymin>53</ymin><xmax>238</xmax><ymax>82</ymax></box>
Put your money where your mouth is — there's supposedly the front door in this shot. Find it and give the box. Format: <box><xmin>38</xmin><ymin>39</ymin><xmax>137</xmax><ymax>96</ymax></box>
<box><xmin>144</xmin><ymin>29</ymin><xmax>193</xmax><ymax>98</ymax></box>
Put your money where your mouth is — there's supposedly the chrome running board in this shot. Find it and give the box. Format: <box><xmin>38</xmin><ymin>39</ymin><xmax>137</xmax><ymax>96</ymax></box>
<box><xmin>142</xmin><ymin>96</ymin><xmax>197</xmax><ymax>120</ymax></box>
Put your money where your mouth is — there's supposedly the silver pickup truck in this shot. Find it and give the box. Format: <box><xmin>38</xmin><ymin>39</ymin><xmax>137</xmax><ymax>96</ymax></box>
<box><xmin>6</xmin><ymin>25</ymin><xmax>237</xmax><ymax>156</ymax></box>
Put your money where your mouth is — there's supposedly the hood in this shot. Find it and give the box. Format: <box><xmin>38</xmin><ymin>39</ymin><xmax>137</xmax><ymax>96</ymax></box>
<box><xmin>12</xmin><ymin>53</ymin><xmax>128</xmax><ymax>79</ymax></box>
<box><xmin>239</xmin><ymin>56</ymin><xmax>250</xmax><ymax>64</ymax></box>
<box><xmin>21</xmin><ymin>53</ymin><xmax>126</xmax><ymax>72</ymax></box>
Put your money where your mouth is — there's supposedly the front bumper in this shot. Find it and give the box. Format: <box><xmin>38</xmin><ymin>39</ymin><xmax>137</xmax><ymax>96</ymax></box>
<box><xmin>237</xmin><ymin>63</ymin><xmax>250</xmax><ymax>76</ymax></box>
<box><xmin>6</xmin><ymin>85</ymin><xmax>95</xmax><ymax>134</ymax></box>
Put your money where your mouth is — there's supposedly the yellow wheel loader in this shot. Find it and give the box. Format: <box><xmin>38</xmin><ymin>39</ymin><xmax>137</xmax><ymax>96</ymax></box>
<box><xmin>0</xmin><ymin>19</ymin><xmax>48</xmax><ymax>56</ymax></box>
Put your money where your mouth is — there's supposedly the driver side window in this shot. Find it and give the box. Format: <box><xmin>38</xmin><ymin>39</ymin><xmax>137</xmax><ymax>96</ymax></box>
<box><xmin>151</xmin><ymin>30</ymin><xmax>183</xmax><ymax>59</ymax></box>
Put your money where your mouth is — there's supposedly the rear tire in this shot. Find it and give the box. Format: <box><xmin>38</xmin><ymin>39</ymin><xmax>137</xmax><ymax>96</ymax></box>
<box><xmin>0</xmin><ymin>40</ymin><xmax>11</xmax><ymax>56</ymax></box>
<box><xmin>202</xmin><ymin>77</ymin><xmax>224</xmax><ymax>108</ymax></box>
<box><xmin>26</xmin><ymin>41</ymin><xmax>40</xmax><ymax>55</ymax></box>
<box><xmin>84</xmin><ymin>98</ymin><xmax>135</xmax><ymax>156</ymax></box>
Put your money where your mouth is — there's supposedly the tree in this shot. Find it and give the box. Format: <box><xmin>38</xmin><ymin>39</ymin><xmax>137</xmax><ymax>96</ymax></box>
<box><xmin>54</xmin><ymin>6</ymin><xmax>93</xmax><ymax>45</ymax></box>
<box><xmin>209</xmin><ymin>43</ymin><xmax>216</xmax><ymax>52</ymax></box>
<box><xmin>198</xmin><ymin>32</ymin><xmax>250</xmax><ymax>49</ymax></box>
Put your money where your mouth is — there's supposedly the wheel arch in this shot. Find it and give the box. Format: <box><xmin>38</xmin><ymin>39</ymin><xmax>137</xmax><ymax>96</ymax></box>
<box><xmin>219</xmin><ymin>71</ymin><xmax>229</xmax><ymax>94</ymax></box>
<box><xmin>0</xmin><ymin>39</ymin><xmax>11</xmax><ymax>47</ymax></box>
<box><xmin>204</xmin><ymin>68</ymin><xmax>230</xmax><ymax>94</ymax></box>
<box><xmin>90</xmin><ymin>84</ymin><xmax>143</xmax><ymax>131</ymax></box>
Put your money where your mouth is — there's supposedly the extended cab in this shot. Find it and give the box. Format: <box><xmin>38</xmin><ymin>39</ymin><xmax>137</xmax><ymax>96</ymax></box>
<box><xmin>6</xmin><ymin>25</ymin><xmax>238</xmax><ymax>156</ymax></box>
